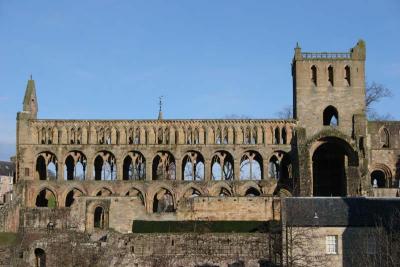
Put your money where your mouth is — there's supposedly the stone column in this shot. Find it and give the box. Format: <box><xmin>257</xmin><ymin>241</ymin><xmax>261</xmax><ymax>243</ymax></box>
<box><xmin>57</xmin><ymin>161</ymin><xmax>64</xmax><ymax>181</ymax></box>
<box><xmin>116</xmin><ymin>160</ymin><xmax>123</xmax><ymax>180</ymax></box>
<box><xmin>263</xmin><ymin>158</ymin><xmax>270</xmax><ymax>181</ymax></box>
<box><xmin>233</xmin><ymin>160</ymin><xmax>241</xmax><ymax>181</ymax></box>
<box><xmin>204</xmin><ymin>158</ymin><xmax>212</xmax><ymax>181</ymax></box>
<box><xmin>175</xmin><ymin>158</ymin><xmax>182</xmax><ymax>181</ymax></box>
<box><xmin>86</xmin><ymin>160</ymin><xmax>94</xmax><ymax>181</ymax></box>
<box><xmin>146</xmin><ymin>161</ymin><xmax>153</xmax><ymax>181</ymax></box>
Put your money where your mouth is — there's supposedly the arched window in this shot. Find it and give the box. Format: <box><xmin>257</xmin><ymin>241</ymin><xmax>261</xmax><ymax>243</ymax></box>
<box><xmin>345</xmin><ymin>65</ymin><xmax>351</xmax><ymax>86</ymax></box>
<box><xmin>323</xmin><ymin>106</ymin><xmax>339</xmax><ymax>126</ymax></box>
<box><xmin>251</xmin><ymin>127</ymin><xmax>257</xmax><ymax>144</ymax></box>
<box><xmin>153</xmin><ymin>188</ymin><xmax>174</xmax><ymax>213</ymax></box>
<box><xmin>94</xmin><ymin>206</ymin><xmax>105</xmax><ymax>229</ymax></box>
<box><xmin>240</xmin><ymin>151</ymin><xmax>263</xmax><ymax>180</ymax></box>
<box><xmin>371</xmin><ymin>170</ymin><xmax>386</xmax><ymax>188</ymax></box>
<box><xmin>223</xmin><ymin>128</ymin><xmax>229</xmax><ymax>144</ymax></box>
<box><xmin>93</xmin><ymin>151</ymin><xmax>117</xmax><ymax>180</ymax></box>
<box><xmin>123</xmin><ymin>152</ymin><xmax>146</xmax><ymax>180</ymax></box>
<box><xmin>194</xmin><ymin>128</ymin><xmax>200</xmax><ymax>144</ymax></box>
<box><xmin>274</xmin><ymin>128</ymin><xmax>280</xmax><ymax>144</ymax></box>
<box><xmin>182</xmin><ymin>151</ymin><xmax>205</xmax><ymax>181</ymax></box>
<box><xmin>36</xmin><ymin>152</ymin><xmax>58</xmax><ymax>180</ymax></box>
<box><xmin>311</xmin><ymin>65</ymin><xmax>317</xmax><ymax>86</ymax></box>
<box><xmin>269</xmin><ymin>156</ymin><xmax>280</xmax><ymax>179</ymax></box>
<box><xmin>281</xmin><ymin>127</ymin><xmax>287</xmax><ymax>145</ymax></box>
<box><xmin>211</xmin><ymin>151</ymin><xmax>234</xmax><ymax>180</ymax></box>
<box><xmin>157</xmin><ymin>128</ymin><xmax>163</xmax><ymax>144</ymax></box>
<box><xmin>328</xmin><ymin>66</ymin><xmax>334</xmax><ymax>86</ymax></box>
<box><xmin>134</xmin><ymin>128</ymin><xmax>140</xmax><ymax>144</ymax></box>
<box><xmin>215</xmin><ymin>128</ymin><xmax>222</xmax><ymax>144</ymax></box>
<box><xmin>380</xmin><ymin>128</ymin><xmax>390</xmax><ymax>148</ymax></box>
<box><xmin>186</xmin><ymin>128</ymin><xmax>192</xmax><ymax>144</ymax></box>
<box><xmin>35</xmin><ymin>188</ymin><xmax>57</xmax><ymax>208</ymax></box>
<box><xmin>245</xmin><ymin>187</ymin><xmax>261</xmax><ymax>197</ymax></box>
<box><xmin>64</xmin><ymin>151</ymin><xmax>87</xmax><ymax>181</ymax></box>
<box><xmin>65</xmin><ymin>188</ymin><xmax>83</xmax><ymax>207</ymax></box>
<box><xmin>152</xmin><ymin>151</ymin><xmax>176</xmax><ymax>180</ymax></box>
<box><xmin>35</xmin><ymin>248</ymin><xmax>46</xmax><ymax>267</ymax></box>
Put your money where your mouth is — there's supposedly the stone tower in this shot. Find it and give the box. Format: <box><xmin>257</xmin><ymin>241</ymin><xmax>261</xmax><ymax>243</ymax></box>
<box><xmin>16</xmin><ymin>77</ymin><xmax>39</xmax><ymax>183</ymax></box>
<box><xmin>292</xmin><ymin>40</ymin><xmax>366</xmax><ymax>137</ymax></box>
<box><xmin>292</xmin><ymin>41</ymin><xmax>368</xmax><ymax>197</ymax></box>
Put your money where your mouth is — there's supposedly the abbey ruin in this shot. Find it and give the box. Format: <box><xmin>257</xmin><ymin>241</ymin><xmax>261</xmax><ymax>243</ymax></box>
<box><xmin>1</xmin><ymin>40</ymin><xmax>399</xmax><ymax>266</ymax></box>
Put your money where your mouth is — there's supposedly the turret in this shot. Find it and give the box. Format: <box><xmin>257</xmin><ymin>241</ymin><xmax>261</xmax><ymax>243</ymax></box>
<box><xmin>21</xmin><ymin>76</ymin><xmax>38</xmax><ymax>119</ymax></box>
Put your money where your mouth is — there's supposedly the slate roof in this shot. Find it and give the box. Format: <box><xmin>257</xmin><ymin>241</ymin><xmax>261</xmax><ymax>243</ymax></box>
<box><xmin>282</xmin><ymin>197</ymin><xmax>400</xmax><ymax>227</ymax></box>
<box><xmin>0</xmin><ymin>161</ymin><xmax>15</xmax><ymax>177</ymax></box>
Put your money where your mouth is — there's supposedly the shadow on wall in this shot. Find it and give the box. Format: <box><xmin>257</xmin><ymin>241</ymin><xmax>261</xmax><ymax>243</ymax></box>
<box><xmin>342</xmin><ymin>198</ymin><xmax>400</xmax><ymax>267</ymax></box>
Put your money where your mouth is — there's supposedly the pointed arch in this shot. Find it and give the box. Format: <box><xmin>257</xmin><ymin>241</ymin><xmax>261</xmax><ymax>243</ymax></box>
<box><xmin>211</xmin><ymin>151</ymin><xmax>234</xmax><ymax>181</ymax></box>
<box><xmin>240</xmin><ymin>150</ymin><xmax>263</xmax><ymax>180</ymax></box>
<box><xmin>36</xmin><ymin>152</ymin><xmax>58</xmax><ymax>180</ymax></box>
<box><xmin>379</xmin><ymin>127</ymin><xmax>390</xmax><ymax>148</ymax></box>
<box><xmin>65</xmin><ymin>188</ymin><xmax>84</xmax><ymax>207</ymax></box>
<box><xmin>345</xmin><ymin>65</ymin><xmax>351</xmax><ymax>86</ymax></box>
<box><xmin>152</xmin><ymin>187</ymin><xmax>175</xmax><ymax>213</ymax></box>
<box><xmin>152</xmin><ymin>151</ymin><xmax>176</xmax><ymax>180</ymax></box>
<box><xmin>123</xmin><ymin>151</ymin><xmax>146</xmax><ymax>180</ymax></box>
<box><xmin>323</xmin><ymin>106</ymin><xmax>339</xmax><ymax>126</ymax></box>
<box><xmin>35</xmin><ymin>188</ymin><xmax>57</xmax><ymax>208</ymax></box>
<box><xmin>64</xmin><ymin>151</ymin><xmax>87</xmax><ymax>181</ymax></box>
<box><xmin>328</xmin><ymin>65</ymin><xmax>334</xmax><ymax>86</ymax></box>
<box><xmin>93</xmin><ymin>151</ymin><xmax>117</xmax><ymax>180</ymax></box>
<box><xmin>311</xmin><ymin>65</ymin><xmax>317</xmax><ymax>86</ymax></box>
<box><xmin>94</xmin><ymin>187</ymin><xmax>113</xmax><ymax>197</ymax></box>
<box><xmin>182</xmin><ymin>151</ymin><xmax>205</xmax><ymax>181</ymax></box>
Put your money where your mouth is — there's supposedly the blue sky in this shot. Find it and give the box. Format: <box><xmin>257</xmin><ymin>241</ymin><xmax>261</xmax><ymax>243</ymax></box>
<box><xmin>0</xmin><ymin>0</ymin><xmax>399</xmax><ymax>160</ymax></box>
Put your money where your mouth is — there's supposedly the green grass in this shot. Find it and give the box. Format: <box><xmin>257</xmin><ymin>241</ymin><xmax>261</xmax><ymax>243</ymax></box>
<box><xmin>0</xmin><ymin>233</ymin><xmax>17</xmax><ymax>246</ymax></box>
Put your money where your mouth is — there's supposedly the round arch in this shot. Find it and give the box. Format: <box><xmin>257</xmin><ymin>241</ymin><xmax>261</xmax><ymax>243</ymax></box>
<box><xmin>311</xmin><ymin>137</ymin><xmax>357</xmax><ymax>196</ymax></box>
<box><xmin>370</xmin><ymin>163</ymin><xmax>392</xmax><ymax>188</ymax></box>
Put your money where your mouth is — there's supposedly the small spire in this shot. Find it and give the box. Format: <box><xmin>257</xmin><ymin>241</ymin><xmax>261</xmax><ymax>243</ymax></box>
<box><xmin>158</xmin><ymin>96</ymin><xmax>163</xmax><ymax>120</ymax></box>
<box><xmin>296</xmin><ymin>42</ymin><xmax>300</xmax><ymax>48</ymax></box>
<box><xmin>30</xmin><ymin>74</ymin><xmax>33</xmax><ymax>80</ymax></box>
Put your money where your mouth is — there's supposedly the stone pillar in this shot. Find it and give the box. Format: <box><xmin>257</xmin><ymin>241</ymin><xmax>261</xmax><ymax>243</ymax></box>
<box><xmin>263</xmin><ymin>158</ymin><xmax>269</xmax><ymax>181</ymax></box>
<box><xmin>86</xmin><ymin>160</ymin><xmax>94</xmax><ymax>181</ymax></box>
<box><xmin>116</xmin><ymin>159</ymin><xmax>123</xmax><ymax>180</ymax></box>
<box><xmin>175</xmin><ymin>158</ymin><xmax>182</xmax><ymax>181</ymax></box>
<box><xmin>146</xmin><ymin>161</ymin><xmax>153</xmax><ymax>181</ymax></box>
<box><xmin>234</xmin><ymin>160</ymin><xmax>241</xmax><ymax>181</ymax></box>
<box><xmin>57</xmin><ymin>161</ymin><xmax>64</xmax><ymax>181</ymax></box>
<box><xmin>204</xmin><ymin>158</ymin><xmax>212</xmax><ymax>181</ymax></box>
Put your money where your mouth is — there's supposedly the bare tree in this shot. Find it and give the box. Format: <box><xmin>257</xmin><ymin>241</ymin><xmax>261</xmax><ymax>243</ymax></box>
<box><xmin>276</xmin><ymin>106</ymin><xmax>293</xmax><ymax>120</ymax></box>
<box><xmin>276</xmin><ymin>82</ymin><xmax>394</xmax><ymax>120</ymax></box>
<box><xmin>366</xmin><ymin>82</ymin><xmax>394</xmax><ymax>121</ymax></box>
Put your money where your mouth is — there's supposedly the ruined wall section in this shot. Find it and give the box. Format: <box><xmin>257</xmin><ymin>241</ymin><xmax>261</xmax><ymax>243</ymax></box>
<box><xmin>367</xmin><ymin>121</ymin><xmax>400</xmax><ymax>192</ymax></box>
<box><xmin>17</xmin><ymin>119</ymin><xmax>296</xmax><ymax>183</ymax></box>
<box><xmin>15</xmin><ymin>231</ymin><xmax>277</xmax><ymax>267</ymax></box>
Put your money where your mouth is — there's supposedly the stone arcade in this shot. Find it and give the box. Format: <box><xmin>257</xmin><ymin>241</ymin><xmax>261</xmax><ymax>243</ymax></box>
<box><xmin>1</xmin><ymin>40</ymin><xmax>400</xmax><ymax>266</ymax></box>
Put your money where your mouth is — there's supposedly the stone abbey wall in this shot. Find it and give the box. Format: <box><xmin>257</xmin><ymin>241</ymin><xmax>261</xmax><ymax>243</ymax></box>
<box><xmin>12</xmin><ymin>231</ymin><xmax>277</xmax><ymax>267</ymax></box>
<box><xmin>5</xmin><ymin>40</ymin><xmax>400</xmax><ymax>266</ymax></box>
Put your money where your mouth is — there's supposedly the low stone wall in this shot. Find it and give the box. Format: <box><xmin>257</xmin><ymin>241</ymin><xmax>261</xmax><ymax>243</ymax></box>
<box><xmin>372</xmin><ymin>188</ymin><xmax>400</xmax><ymax>197</ymax></box>
<box><xmin>15</xmin><ymin>231</ymin><xmax>279</xmax><ymax>267</ymax></box>
<box><xmin>177</xmin><ymin>196</ymin><xmax>280</xmax><ymax>221</ymax></box>
<box><xmin>0</xmin><ymin>201</ymin><xmax>20</xmax><ymax>232</ymax></box>
<box><xmin>21</xmin><ymin>208</ymin><xmax>71</xmax><ymax>230</ymax></box>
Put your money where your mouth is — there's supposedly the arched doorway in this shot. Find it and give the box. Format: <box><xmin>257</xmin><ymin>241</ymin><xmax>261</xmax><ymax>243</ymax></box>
<box><xmin>312</xmin><ymin>138</ymin><xmax>354</xmax><ymax>196</ymax></box>
<box><xmin>94</xmin><ymin>206</ymin><xmax>105</xmax><ymax>229</ymax></box>
<box><xmin>34</xmin><ymin>248</ymin><xmax>46</xmax><ymax>267</ymax></box>
<box><xmin>371</xmin><ymin>170</ymin><xmax>386</xmax><ymax>188</ymax></box>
